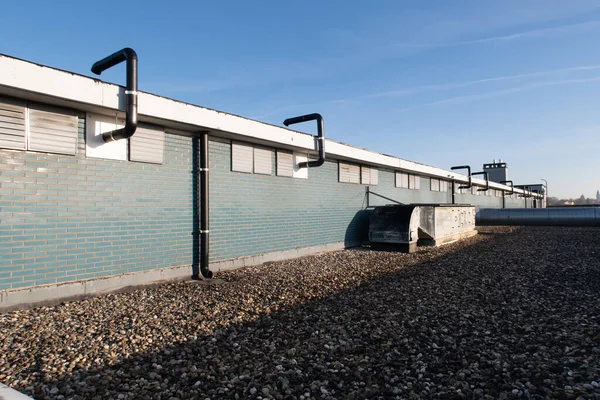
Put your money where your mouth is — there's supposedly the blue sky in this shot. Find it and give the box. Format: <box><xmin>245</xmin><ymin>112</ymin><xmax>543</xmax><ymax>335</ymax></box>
<box><xmin>2</xmin><ymin>0</ymin><xmax>600</xmax><ymax>198</ymax></box>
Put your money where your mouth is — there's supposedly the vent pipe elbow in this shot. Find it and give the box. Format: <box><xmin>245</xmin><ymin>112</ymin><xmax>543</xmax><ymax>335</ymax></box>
<box><xmin>91</xmin><ymin>48</ymin><xmax>138</xmax><ymax>142</ymax></box>
<box><xmin>501</xmin><ymin>180</ymin><xmax>514</xmax><ymax>195</ymax></box>
<box><xmin>472</xmin><ymin>171</ymin><xmax>489</xmax><ymax>191</ymax></box>
<box><xmin>283</xmin><ymin>113</ymin><xmax>325</xmax><ymax>168</ymax></box>
<box><xmin>451</xmin><ymin>165</ymin><xmax>471</xmax><ymax>189</ymax></box>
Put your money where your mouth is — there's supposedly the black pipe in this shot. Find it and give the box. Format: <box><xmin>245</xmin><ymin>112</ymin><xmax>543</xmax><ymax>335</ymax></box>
<box><xmin>283</xmin><ymin>113</ymin><xmax>325</xmax><ymax>168</ymax></box>
<box><xmin>500</xmin><ymin>180</ymin><xmax>514</xmax><ymax>195</ymax></box>
<box><xmin>451</xmin><ymin>181</ymin><xmax>455</xmax><ymax>204</ymax></box>
<box><xmin>500</xmin><ymin>180</ymin><xmax>513</xmax><ymax>209</ymax></box>
<box><xmin>199</xmin><ymin>131</ymin><xmax>213</xmax><ymax>279</ymax></box>
<box><xmin>367</xmin><ymin>190</ymin><xmax>404</xmax><ymax>206</ymax></box>
<box><xmin>91</xmin><ymin>48</ymin><xmax>138</xmax><ymax>142</ymax></box>
<box><xmin>451</xmin><ymin>165</ymin><xmax>471</xmax><ymax>189</ymax></box>
<box><xmin>472</xmin><ymin>171</ymin><xmax>489</xmax><ymax>191</ymax></box>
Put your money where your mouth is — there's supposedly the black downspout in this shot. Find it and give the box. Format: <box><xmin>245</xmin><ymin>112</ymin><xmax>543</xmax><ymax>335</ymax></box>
<box><xmin>283</xmin><ymin>113</ymin><xmax>325</xmax><ymax>168</ymax></box>
<box><xmin>501</xmin><ymin>180</ymin><xmax>514</xmax><ymax>209</ymax></box>
<box><xmin>91</xmin><ymin>48</ymin><xmax>138</xmax><ymax>142</ymax></box>
<box><xmin>198</xmin><ymin>131</ymin><xmax>213</xmax><ymax>279</ymax></box>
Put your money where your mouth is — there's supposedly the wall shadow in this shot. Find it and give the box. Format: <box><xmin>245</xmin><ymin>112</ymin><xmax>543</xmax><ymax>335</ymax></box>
<box><xmin>5</xmin><ymin>227</ymin><xmax>600</xmax><ymax>399</ymax></box>
<box><xmin>344</xmin><ymin>209</ymin><xmax>372</xmax><ymax>247</ymax></box>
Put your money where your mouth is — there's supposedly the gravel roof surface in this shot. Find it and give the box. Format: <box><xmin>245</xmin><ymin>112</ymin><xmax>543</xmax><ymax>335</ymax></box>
<box><xmin>1</xmin><ymin>226</ymin><xmax>599</xmax><ymax>400</ymax></box>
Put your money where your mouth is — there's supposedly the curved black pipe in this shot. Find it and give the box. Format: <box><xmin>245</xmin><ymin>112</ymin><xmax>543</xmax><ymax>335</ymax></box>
<box><xmin>500</xmin><ymin>180</ymin><xmax>514</xmax><ymax>195</ymax></box>
<box><xmin>472</xmin><ymin>171</ymin><xmax>489</xmax><ymax>191</ymax></box>
<box><xmin>283</xmin><ymin>113</ymin><xmax>325</xmax><ymax>168</ymax></box>
<box><xmin>451</xmin><ymin>165</ymin><xmax>471</xmax><ymax>189</ymax></box>
<box><xmin>91</xmin><ymin>48</ymin><xmax>138</xmax><ymax>142</ymax></box>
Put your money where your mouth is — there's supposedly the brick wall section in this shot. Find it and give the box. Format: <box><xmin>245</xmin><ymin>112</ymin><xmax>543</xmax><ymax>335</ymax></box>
<box><xmin>366</xmin><ymin>171</ymin><xmax>451</xmax><ymax>207</ymax></box>
<box><xmin>1</xmin><ymin>112</ymin><xmax>532</xmax><ymax>291</ymax></box>
<box><xmin>0</xmin><ymin>115</ymin><xmax>195</xmax><ymax>290</ymax></box>
<box><xmin>209</xmin><ymin>138</ymin><xmax>369</xmax><ymax>261</ymax></box>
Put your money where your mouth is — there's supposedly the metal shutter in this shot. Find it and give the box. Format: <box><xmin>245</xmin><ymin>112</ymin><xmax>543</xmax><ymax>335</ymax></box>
<box><xmin>399</xmin><ymin>173</ymin><xmax>409</xmax><ymax>188</ymax></box>
<box><xmin>339</xmin><ymin>162</ymin><xmax>360</xmax><ymax>183</ymax></box>
<box><xmin>253</xmin><ymin>147</ymin><xmax>272</xmax><ymax>175</ymax></box>
<box><xmin>370</xmin><ymin>168</ymin><xmax>378</xmax><ymax>186</ymax></box>
<box><xmin>28</xmin><ymin>104</ymin><xmax>78</xmax><ymax>155</ymax></box>
<box><xmin>277</xmin><ymin>151</ymin><xmax>293</xmax><ymax>177</ymax></box>
<box><xmin>408</xmin><ymin>174</ymin><xmax>415</xmax><ymax>189</ymax></box>
<box><xmin>361</xmin><ymin>166</ymin><xmax>371</xmax><ymax>185</ymax></box>
<box><xmin>440</xmin><ymin>180</ymin><xmax>448</xmax><ymax>192</ymax></box>
<box><xmin>130</xmin><ymin>125</ymin><xmax>165</xmax><ymax>164</ymax></box>
<box><xmin>231</xmin><ymin>142</ymin><xmax>253</xmax><ymax>173</ymax></box>
<box><xmin>0</xmin><ymin>97</ymin><xmax>26</xmax><ymax>150</ymax></box>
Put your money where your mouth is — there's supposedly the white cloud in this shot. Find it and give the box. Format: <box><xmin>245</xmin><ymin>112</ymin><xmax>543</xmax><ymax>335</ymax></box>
<box><xmin>331</xmin><ymin>65</ymin><xmax>600</xmax><ymax>103</ymax></box>
<box><xmin>397</xmin><ymin>76</ymin><xmax>600</xmax><ymax>112</ymax></box>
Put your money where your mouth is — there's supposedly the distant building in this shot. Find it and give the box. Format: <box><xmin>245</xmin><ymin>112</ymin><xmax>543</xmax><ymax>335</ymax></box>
<box><xmin>515</xmin><ymin>183</ymin><xmax>546</xmax><ymax>208</ymax></box>
<box><xmin>483</xmin><ymin>160</ymin><xmax>508</xmax><ymax>183</ymax></box>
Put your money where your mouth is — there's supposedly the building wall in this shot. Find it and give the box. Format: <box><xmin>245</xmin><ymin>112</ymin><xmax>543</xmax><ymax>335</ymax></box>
<box><xmin>456</xmin><ymin>191</ymin><xmax>504</xmax><ymax>209</ymax></box>
<box><xmin>1</xmin><ymin>107</ymin><xmax>533</xmax><ymax>293</ymax></box>
<box><xmin>209</xmin><ymin>138</ymin><xmax>370</xmax><ymax>261</ymax></box>
<box><xmin>1</xmin><ymin>115</ymin><xmax>196</xmax><ymax>291</ymax></box>
<box><xmin>365</xmin><ymin>172</ymin><xmax>450</xmax><ymax>206</ymax></box>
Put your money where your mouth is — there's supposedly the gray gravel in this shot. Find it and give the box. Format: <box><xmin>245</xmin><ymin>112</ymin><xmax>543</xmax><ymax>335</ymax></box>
<box><xmin>1</xmin><ymin>226</ymin><xmax>599</xmax><ymax>399</ymax></box>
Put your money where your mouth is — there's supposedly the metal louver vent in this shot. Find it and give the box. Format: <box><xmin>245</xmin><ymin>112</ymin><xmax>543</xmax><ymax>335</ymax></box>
<box><xmin>0</xmin><ymin>97</ymin><xmax>26</xmax><ymax>150</ymax></box>
<box><xmin>277</xmin><ymin>151</ymin><xmax>293</xmax><ymax>177</ymax></box>
<box><xmin>130</xmin><ymin>125</ymin><xmax>165</xmax><ymax>164</ymax></box>
<box><xmin>28</xmin><ymin>104</ymin><xmax>78</xmax><ymax>155</ymax></box>
<box><xmin>253</xmin><ymin>147</ymin><xmax>272</xmax><ymax>175</ymax></box>
<box><xmin>231</xmin><ymin>142</ymin><xmax>253</xmax><ymax>173</ymax></box>
<box><xmin>339</xmin><ymin>162</ymin><xmax>360</xmax><ymax>183</ymax></box>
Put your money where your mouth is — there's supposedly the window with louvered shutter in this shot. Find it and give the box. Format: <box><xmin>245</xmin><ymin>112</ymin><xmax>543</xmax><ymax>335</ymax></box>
<box><xmin>361</xmin><ymin>166</ymin><xmax>378</xmax><ymax>185</ymax></box>
<box><xmin>430</xmin><ymin>178</ymin><xmax>440</xmax><ymax>191</ymax></box>
<box><xmin>339</xmin><ymin>162</ymin><xmax>360</xmax><ymax>183</ymax></box>
<box><xmin>408</xmin><ymin>174</ymin><xmax>415</xmax><ymax>189</ymax></box>
<box><xmin>0</xmin><ymin>97</ymin><xmax>26</xmax><ymax>150</ymax></box>
<box><xmin>370</xmin><ymin>168</ymin><xmax>378</xmax><ymax>185</ymax></box>
<box><xmin>231</xmin><ymin>142</ymin><xmax>253</xmax><ymax>173</ymax></box>
<box><xmin>129</xmin><ymin>125</ymin><xmax>165</xmax><ymax>164</ymax></box>
<box><xmin>440</xmin><ymin>180</ymin><xmax>448</xmax><ymax>192</ymax></box>
<box><xmin>277</xmin><ymin>151</ymin><xmax>293</xmax><ymax>177</ymax></box>
<box><xmin>253</xmin><ymin>147</ymin><xmax>272</xmax><ymax>175</ymax></box>
<box><xmin>28</xmin><ymin>104</ymin><xmax>78</xmax><ymax>155</ymax></box>
<box><xmin>396</xmin><ymin>172</ymin><xmax>408</xmax><ymax>188</ymax></box>
<box><xmin>413</xmin><ymin>175</ymin><xmax>421</xmax><ymax>190</ymax></box>
<box><xmin>361</xmin><ymin>166</ymin><xmax>371</xmax><ymax>185</ymax></box>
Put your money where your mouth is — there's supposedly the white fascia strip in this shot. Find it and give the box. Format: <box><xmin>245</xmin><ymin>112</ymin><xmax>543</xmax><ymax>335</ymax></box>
<box><xmin>0</xmin><ymin>55</ymin><xmax>538</xmax><ymax>198</ymax></box>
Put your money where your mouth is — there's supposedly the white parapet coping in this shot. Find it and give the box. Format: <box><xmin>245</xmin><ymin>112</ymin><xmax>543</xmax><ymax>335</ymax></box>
<box><xmin>0</xmin><ymin>54</ymin><xmax>540</xmax><ymax>197</ymax></box>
